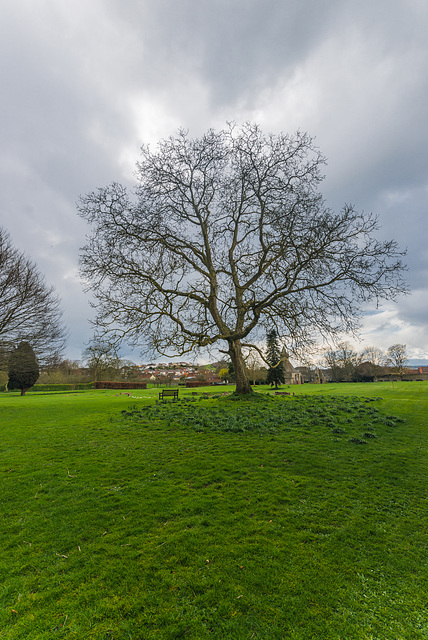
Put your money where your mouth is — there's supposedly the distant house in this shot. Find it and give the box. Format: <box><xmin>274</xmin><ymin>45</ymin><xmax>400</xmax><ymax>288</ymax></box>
<box><xmin>205</xmin><ymin>373</ymin><xmax>222</xmax><ymax>385</ymax></box>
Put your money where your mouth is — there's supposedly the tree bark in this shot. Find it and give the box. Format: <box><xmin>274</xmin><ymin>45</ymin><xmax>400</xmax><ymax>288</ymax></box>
<box><xmin>228</xmin><ymin>340</ymin><xmax>253</xmax><ymax>395</ymax></box>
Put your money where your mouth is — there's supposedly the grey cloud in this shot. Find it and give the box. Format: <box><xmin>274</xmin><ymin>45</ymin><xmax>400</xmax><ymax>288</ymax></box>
<box><xmin>1</xmin><ymin>0</ymin><xmax>427</xmax><ymax>360</ymax></box>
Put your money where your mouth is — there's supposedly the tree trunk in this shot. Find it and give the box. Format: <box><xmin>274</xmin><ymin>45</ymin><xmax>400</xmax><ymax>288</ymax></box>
<box><xmin>228</xmin><ymin>340</ymin><xmax>253</xmax><ymax>395</ymax></box>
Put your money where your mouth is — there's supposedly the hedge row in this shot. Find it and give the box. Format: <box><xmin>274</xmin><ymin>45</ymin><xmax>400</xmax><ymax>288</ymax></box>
<box><xmin>94</xmin><ymin>381</ymin><xmax>148</xmax><ymax>389</ymax></box>
<box><xmin>2</xmin><ymin>381</ymin><xmax>152</xmax><ymax>392</ymax></box>
<box><xmin>3</xmin><ymin>383</ymin><xmax>95</xmax><ymax>392</ymax></box>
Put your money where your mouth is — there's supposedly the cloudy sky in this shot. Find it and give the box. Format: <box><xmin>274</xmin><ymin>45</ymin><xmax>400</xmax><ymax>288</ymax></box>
<box><xmin>1</xmin><ymin>0</ymin><xmax>427</xmax><ymax>364</ymax></box>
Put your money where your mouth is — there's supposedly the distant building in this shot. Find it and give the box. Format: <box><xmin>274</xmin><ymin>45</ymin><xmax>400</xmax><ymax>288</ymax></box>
<box><xmin>377</xmin><ymin>368</ymin><xmax>428</xmax><ymax>381</ymax></box>
<box><xmin>295</xmin><ymin>366</ymin><xmax>326</xmax><ymax>384</ymax></box>
<box><xmin>281</xmin><ymin>349</ymin><xmax>304</xmax><ymax>385</ymax></box>
<box><xmin>205</xmin><ymin>373</ymin><xmax>222</xmax><ymax>385</ymax></box>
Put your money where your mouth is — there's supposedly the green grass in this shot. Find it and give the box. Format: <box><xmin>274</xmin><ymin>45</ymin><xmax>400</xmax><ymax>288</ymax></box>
<box><xmin>0</xmin><ymin>382</ymin><xmax>427</xmax><ymax>639</ymax></box>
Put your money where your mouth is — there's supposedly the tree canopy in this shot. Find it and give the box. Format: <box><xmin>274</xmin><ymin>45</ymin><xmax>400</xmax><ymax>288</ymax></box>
<box><xmin>82</xmin><ymin>337</ymin><xmax>121</xmax><ymax>383</ymax></box>
<box><xmin>386</xmin><ymin>343</ymin><xmax>408</xmax><ymax>375</ymax></box>
<box><xmin>8</xmin><ymin>341</ymin><xmax>39</xmax><ymax>395</ymax></box>
<box><xmin>323</xmin><ymin>341</ymin><xmax>359</xmax><ymax>382</ymax></box>
<box><xmin>78</xmin><ymin>123</ymin><xmax>407</xmax><ymax>394</ymax></box>
<box><xmin>0</xmin><ymin>227</ymin><xmax>67</xmax><ymax>366</ymax></box>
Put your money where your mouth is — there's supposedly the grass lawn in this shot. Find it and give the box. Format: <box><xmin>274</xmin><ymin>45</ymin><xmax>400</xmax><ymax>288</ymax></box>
<box><xmin>0</xmin><ymin>382</ymin><xmax>427</xmax><ymax>639</ymax></box>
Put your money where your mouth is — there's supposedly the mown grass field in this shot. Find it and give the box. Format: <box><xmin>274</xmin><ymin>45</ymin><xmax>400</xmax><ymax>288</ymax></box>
<box><xmin>0</xmin><ymin>382</ymin><xmax>427</xmax><ymax>639</ymax></box>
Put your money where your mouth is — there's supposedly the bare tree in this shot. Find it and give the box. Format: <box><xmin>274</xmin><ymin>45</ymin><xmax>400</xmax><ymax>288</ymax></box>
<box><xmin>0</xmin><ymin>227</ymin><xmax>66</xmax><ymax>366</ymax></box>
<box><xmin>323</xmin><ymin>341</ymin><xmax>359</xmax><ymax>382</ymax></box>
<box><xmin>37</xmin><ymin>358</ymin><xmax>91</xmax><ymax>385</ymax></box>
<box><xmin>353</xmin><ymin>345</ymin><xmax>387</xmax><ymax>381</ymax></box>
<box><xmin>358</xmin><ymin>345</ymin><xmax>386</xmax><ymax>367</ymax></box>
<box><xmin>82</xmin><ymin>337</ymin><xmax>121</xmax><ymax>382</ymax></box>
<box><xmin>386</xmin><ymin>343</ymin><xmax>408</xmax><ymax>376</ymax></box>
<box><xmin>245</xmin><ymin>352</ymin><xmax>265</xmax><ymax>386</ymax></box>
<box><xmin>78</xmin><ymin>123</ymin><xmax>407</xmax><ymax>394</ymax></box>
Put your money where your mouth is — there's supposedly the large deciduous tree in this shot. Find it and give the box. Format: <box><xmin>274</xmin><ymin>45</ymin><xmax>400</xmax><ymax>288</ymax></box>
<box><xmin>78</xmin><ymin>123</ymin><xmax>406</xmax><ymax>394</ymax></box>
<box><xmin>0</xmin><ymin>227</ymin><xmax>67</xmax><ymax>366</ymax></box>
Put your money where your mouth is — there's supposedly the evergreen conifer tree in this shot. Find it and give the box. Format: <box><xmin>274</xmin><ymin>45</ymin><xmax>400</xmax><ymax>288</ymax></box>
<box><xmin>8</xmin><ymin>342</ymin><xmax>39</xmax><ymax>395</ymax></box>
<box><xmin>227</xmin><ymin>359</ymin><xmax>235</xmax><ymax>383</ymax></box>
<box><xmin>266</xmin><ymin>330</ymin><xmax>285</xmax><ymax>389</ymax></box>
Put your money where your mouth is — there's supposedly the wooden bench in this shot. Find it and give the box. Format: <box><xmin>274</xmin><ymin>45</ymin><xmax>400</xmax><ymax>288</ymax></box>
<box><xmin>159</xmin><ymin>389</ymin><xmax>179</xmax><ymax>401</ymax></box>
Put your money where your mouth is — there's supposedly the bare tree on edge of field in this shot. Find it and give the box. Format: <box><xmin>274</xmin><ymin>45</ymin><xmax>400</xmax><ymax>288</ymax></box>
<box><xmin>82</xmin><ymin>336</ymin><xmax>121</xmax><ymax>383</ymax></box>
<box><xmin>386</xmin><ymin>343</ymin><xmax>408</xmax><ymax>376</ymax></box>
<box><xmin>0</xmin><ymin>227</ymin><xmax>67</xmax><ymax>367</ymax></box>
<box><xmin>78</xmin><ymin>123</ymin><xmax>407</xmax><ymax>394</ymax></box>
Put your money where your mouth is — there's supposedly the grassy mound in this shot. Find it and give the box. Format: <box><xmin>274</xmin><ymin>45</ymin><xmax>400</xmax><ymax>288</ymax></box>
<box><xmin>122</xmin><ymin>394</ymin><xmax>403</xmax><ymax>442</ymax></box>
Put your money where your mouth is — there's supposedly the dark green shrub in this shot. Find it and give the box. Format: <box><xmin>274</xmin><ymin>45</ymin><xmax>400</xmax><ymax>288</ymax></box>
<box><xmin>8</xmin><ymin>342</ymin><xmax>39</xmax><ymax>395</ymax></box>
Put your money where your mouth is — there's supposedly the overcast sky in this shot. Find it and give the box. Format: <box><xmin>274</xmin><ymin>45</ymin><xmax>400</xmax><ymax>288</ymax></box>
<box><xmin>1</xmin><ymin>0</ymin><xmax>427</xmax><ymax>364</ymax></box>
